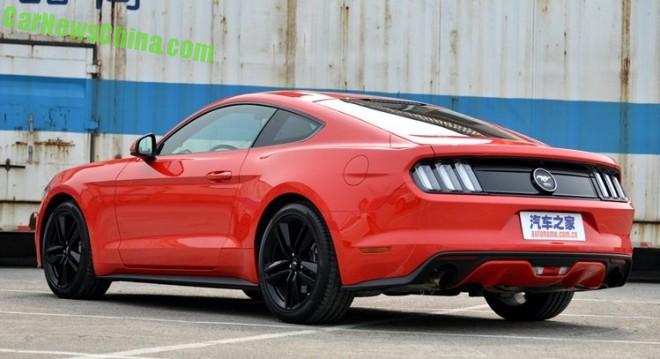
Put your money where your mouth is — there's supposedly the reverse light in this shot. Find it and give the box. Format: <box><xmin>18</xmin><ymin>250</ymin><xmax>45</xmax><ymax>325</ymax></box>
<box><xmin>533</xmin><ymin>266</ymin><xmax>569</xmax><ymax>276</ymax></box>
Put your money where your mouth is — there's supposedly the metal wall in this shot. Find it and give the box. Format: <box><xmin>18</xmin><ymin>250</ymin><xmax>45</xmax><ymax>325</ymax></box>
<box><xmin>0</xmin><ymin>0</ymin><xmax>658</xmax><ymax>245</ymax></box>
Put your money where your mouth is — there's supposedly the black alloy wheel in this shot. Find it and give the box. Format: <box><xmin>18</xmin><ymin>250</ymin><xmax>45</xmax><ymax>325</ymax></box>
<box><xmin>44</xmin><ymin>209</ymin><xmax>82</xmax><ymax>288</ymax></box>
<box><xmin>262</xmin><ymin>209</ymin><xmax>319</xmax><ymax>309</ymax></box>
<box><xmin>259</xmin><ymin>202</ymin><xmax>353</xmax><ymax>323</ymax></box>
<box><xmin>42</xmin><ymin>202</ymin><xmax>110</xmax><ymax>299</ymax></box>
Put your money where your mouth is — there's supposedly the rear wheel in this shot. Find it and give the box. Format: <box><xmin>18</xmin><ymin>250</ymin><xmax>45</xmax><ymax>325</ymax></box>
<box><xmin>42</xmin><ymin>202</ymin><xmax>111</xmax><ymax>299</ymax></box>
<box><xmin>258</xmin><ymin>202</ymin><xmax>353</xmax><ymax>323</ymax></box>
<box><xmin>484</xmin><ymin>291</ymin><xmax>574</xmax><ymax>321</ymax></box>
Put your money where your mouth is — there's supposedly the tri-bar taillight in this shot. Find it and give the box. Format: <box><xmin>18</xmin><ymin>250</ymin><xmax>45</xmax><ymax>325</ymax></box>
<box><xmin>411</xmin><ymin>161</ymin><xmax>483</xmax><ymax>193</ymax></box>
<box><xmin>592</xmin><ymin>169</ymin><xmax>627</xmax><ymax>200</ymax></box>
<box><xmin>411</xmin><ymin>158</ymin><xmax>627</xmax><ymax>202</ymax></box>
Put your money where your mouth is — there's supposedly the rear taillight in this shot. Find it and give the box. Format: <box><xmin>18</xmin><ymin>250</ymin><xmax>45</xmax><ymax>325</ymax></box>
<box><xmin>592</xmin><ymin>169</ymin><xmax>627</xmax><ymax>200</ymax></box>
<box><xmin>411</xmin><ymin>161</ymin><xmax>483</xmax><ymax>193</ymax></box>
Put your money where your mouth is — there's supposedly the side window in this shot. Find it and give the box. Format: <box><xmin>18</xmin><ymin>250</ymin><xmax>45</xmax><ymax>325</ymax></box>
<box><xmin>253</xmin><ymin>110</ymin><xmax>322</xmax><ymax>147</ymax></box>
<box><xmin>159</xmin><ymin>105</ymin><xmax>276</xmax><ymax>155</ymax></box>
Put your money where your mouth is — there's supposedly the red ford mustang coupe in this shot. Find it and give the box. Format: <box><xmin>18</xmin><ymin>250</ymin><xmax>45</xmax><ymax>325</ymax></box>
<box><xmin>36</xmin><ymin>91</ymin><xmax>633</xmax><ymax>323</ymax></box>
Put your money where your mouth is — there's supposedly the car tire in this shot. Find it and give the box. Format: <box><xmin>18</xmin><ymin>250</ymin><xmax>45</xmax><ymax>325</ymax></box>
<box><xmin>42</xmin><ymin>201</ymin><xmax>111</xmax><ymax>299</ymax></box>
<box><xmin>243</xmin><ymin>289</ymin><xmax>263</xmax><ymax>301</ymax></box>
<box><xmin>484</xmin><ymin>291</ymin><xmax>574</xmax><ymax>321</ymax></box>
<box><xmin>258</xmin><ymin>202</ymin><xmax>353</xmax><ymax>324</ymax></box>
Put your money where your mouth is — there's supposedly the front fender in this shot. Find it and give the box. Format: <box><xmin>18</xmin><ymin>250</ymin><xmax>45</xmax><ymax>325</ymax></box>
<box><xmin>36</xmin><ymin>159</ymin><xmax>130</xmax><ymax>275</ymax></box>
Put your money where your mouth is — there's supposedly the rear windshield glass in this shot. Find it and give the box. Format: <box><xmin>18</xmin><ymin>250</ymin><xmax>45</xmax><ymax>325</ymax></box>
<box><xmin>321</xmin><ymin>98</ymin><xmax>521</xmax><ymax>140</ymax></box>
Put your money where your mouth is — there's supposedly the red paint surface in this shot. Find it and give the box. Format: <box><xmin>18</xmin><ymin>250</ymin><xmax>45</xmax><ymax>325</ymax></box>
<box><xmin>458</xmin><ymin>261</ymin><xmax>607</xmax><ymax>290</ymax></box>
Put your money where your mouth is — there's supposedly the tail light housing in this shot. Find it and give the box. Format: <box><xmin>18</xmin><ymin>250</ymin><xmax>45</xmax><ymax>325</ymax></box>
<box><xmin>411</xmin><ymin>158</ymin><xmax>627</xmax><ymax>202</ymax></box>
<box><xmin>592</xmin><ymin>169</ymin><xmax>627</xmax><ymax>201</ymax></box>
<box><xmin>411</xmin><ymin>161</ymin><xmax>483</xmax><ymax>193</ymax></box>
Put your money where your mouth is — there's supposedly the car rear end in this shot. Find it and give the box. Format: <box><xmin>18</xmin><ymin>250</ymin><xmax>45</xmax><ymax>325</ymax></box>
<box><xmin>404</xmin><ymin>153</ymin><xmax>633</xmax><ymax>293</ymax></box>
<box><xmin>317</xmin><ymin>96</ymin><xmax>634</xmax><ymax>297</ymax></box>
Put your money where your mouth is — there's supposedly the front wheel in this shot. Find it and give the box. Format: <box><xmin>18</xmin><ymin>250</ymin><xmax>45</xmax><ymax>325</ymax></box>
<box><xmin>258</xmin><ymin>202</ymin><xmax>353</xmax><ymax>324</ymax></box>
<box><xmin>484</xmin><ymin>291</ymin><xmax>574</xmax><ymax>321</ymax></box>
<box><xmin>42</xmin><ymin>201</ymin><xmax>111</xmax><ymax>299</ymax></box>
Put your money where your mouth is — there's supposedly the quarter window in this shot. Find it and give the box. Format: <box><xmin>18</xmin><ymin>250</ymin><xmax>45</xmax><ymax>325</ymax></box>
<box><xmin>159</xmin><ymin>105</ymin><xmax>276</xmax><ymax>155</ymax></box>
<box><xmin>253</xmin><ymin>110</ymin><xmax>321</xmax><ymax>147</ymax></box>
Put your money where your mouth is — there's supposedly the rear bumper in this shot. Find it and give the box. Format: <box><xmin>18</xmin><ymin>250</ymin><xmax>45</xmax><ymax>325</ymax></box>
<box><xmin>332</xmin><ymin>187</ymin><xmax>634</xmax><ymax>286</ymax></box>
<box><xmin>344</xmin><ymin>252</ymin><xmax>631</xmax><ymax>293</ymax></box>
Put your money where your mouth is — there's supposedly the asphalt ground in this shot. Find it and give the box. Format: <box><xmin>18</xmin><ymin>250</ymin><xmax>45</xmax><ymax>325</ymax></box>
<box><xmin>0</xmin><ymin>267</ymin><xmax>658</xmax><ymax>358</ymax></box>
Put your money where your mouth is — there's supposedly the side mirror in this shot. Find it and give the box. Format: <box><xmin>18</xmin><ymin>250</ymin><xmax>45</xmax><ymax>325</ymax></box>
<box><xmin>130</xmin><ymin>133</ymin><xmax>157</xmax><ymax>160</ymax></box>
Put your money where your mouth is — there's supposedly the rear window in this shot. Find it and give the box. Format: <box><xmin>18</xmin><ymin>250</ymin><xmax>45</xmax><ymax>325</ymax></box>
<box><xmin>318</xmin><ymin>98</ymin><xmax>521</xmax><ymax>141</ymax></box>
<box><xmin>253</xmin><ymin>110</ymin><xmax>322</xmax><ymax>147</ymax></box>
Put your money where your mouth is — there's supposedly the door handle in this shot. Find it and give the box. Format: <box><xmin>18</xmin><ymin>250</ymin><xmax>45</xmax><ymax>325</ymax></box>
<box><xmin>206</xmin><ymin>170</ymin><xmax>232</xmax><ymax>181</ymax></box>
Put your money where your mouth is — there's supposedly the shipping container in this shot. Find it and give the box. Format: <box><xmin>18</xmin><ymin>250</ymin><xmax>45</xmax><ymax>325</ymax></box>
<box><xmin>0</xmin><ymin>0</ymin><xmax>658</xmax><ymax>249</ymax></box>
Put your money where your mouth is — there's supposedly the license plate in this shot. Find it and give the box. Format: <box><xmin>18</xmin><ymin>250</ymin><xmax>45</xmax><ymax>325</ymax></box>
<box><xmin>520</xmin><ymin>211</ymin><xmax>586</xmax><ymax>241</ymax></box>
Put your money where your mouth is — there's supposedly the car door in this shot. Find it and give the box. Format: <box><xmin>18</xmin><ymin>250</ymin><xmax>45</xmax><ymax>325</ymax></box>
<box><xmin>115</xmin><ymin>104</ymin><xmax>276</xmax><ymax>270</ymax></box>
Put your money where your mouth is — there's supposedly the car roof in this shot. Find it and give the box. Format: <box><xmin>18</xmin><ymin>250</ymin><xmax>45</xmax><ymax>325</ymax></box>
<box><xmin>271</xmin><ymin>90</ymin><xmax>423</xmax><ymax>103</ymax></box>
<box><xmin>171</xmin><ymin>90</ymin><xmax>543</xmax><ymax>149</ymax></box>
<box><xmin>218</xmin><ymin>90</ymin><xmax>423</xmax><ymax>106</ymax></box>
